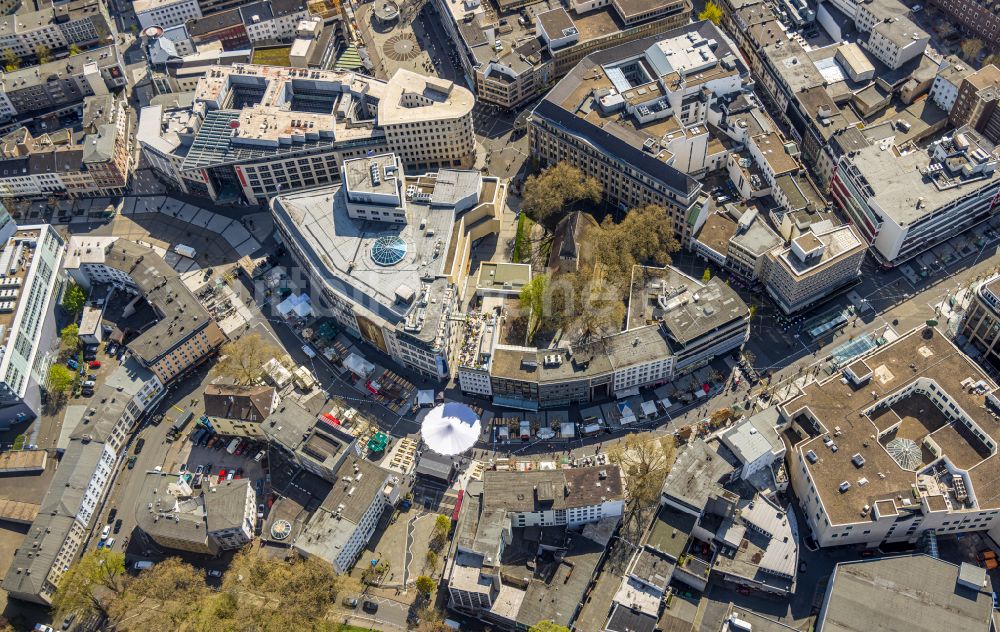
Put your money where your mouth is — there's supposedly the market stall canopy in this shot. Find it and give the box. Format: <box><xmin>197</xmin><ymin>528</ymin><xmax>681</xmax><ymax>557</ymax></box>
<box><xmin>421</xmin><ymin>402</ymin><xmax>481</xmax><ymax>456</ymax></box>
<box><xmin>277</xmin><ymin>293</ymin><xmax>313</xmax><ymax>318</ymax></box>
<box><xmin>417</xmin><ymin>389</ymin><xmax>435</xmax><ymax>406</ymax></box>
<box><xmin>344</xmin><ymin>353</ymin><xmax>375</xmax><ymax>377</ymax></box>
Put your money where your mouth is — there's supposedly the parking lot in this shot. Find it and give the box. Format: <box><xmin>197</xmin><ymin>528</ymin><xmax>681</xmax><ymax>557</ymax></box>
<box><xmin>171</xmin><ymin>431</ymin><xmax>271</xmax><ymax>521</ymax></box>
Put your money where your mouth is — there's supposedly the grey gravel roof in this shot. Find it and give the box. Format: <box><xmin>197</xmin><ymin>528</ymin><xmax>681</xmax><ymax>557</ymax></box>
<box><xmin>819</xmin><ymin>555</ymin><xmax>993</xmax><ymax>632</ymax></box>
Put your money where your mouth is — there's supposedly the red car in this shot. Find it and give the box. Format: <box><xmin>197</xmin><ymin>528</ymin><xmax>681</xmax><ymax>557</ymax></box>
<box><xmin>218</xmin><ymin>469</ymin><xmax>226</xmax><ymax>479</ymax></box>
<box><xmin>89</xmin><ymin>360</ymin><xmax>101</xmax><ymax>369</ymax></box>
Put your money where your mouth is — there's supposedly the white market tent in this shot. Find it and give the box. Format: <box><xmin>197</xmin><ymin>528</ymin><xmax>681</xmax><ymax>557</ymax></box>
<box><xmin>421</xmin><ymin>402</ymin><xmax>481</xmax><ymax>456</ymax></box>
<box><xmin>277</xmin><ymin>293</ymin><xmax>313</xmax><ymax>318</ymax></box>
<box><xmin>641</xmin><ymin>400</ymin><xmax>657</xmax><ymax>418</ymax></box>
<box><xmin>417</xmin><ymin>389</ymin><xmax>435</xmax><ymax>406</ymax></box>
<box><xmin>618</xmin><ymin>401</ymin><xmax>636</xmax><ymax>425</ymax></box>
<box><xmin>344</xmin><ymin>352</ymin><xmax>375</xmax><ymax>377</ymax></box>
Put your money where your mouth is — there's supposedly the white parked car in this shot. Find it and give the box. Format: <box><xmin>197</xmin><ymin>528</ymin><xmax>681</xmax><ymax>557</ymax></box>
<box><xmin>100</xmin><ymin>525</ymin><xmax>111</xmax><ymax>540</ymax></box>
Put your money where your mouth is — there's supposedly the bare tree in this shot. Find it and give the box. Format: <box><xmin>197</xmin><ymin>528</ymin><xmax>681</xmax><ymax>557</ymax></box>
<box><xmin>521</xmin><ymin>162</ymin><xmax>602</xmax><ymax>224</ymax></box>
<box><xmin>212</xmin><ymin>332</ymin><xmax>280</xmax><ymax>385</ymax></box>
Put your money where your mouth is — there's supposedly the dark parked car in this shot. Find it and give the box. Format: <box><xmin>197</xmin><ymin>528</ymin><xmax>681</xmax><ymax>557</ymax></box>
<box><xmin>134</xmin><ymin>438</ymin><xmax>145</xmax><ymax>454</ymax></box>
<box><xmin>113</xmin><ymin>518</ymin><xmax>123</xmax><ymax>534</ymax></box>
<box><xmin>362</xmin><ymin>600</ymin><xmax>378</xmax><ymax>614</ymax></box>
<box><xmin>107</xmin><ymin>508</ymin><xmax>117</xmax><ymax>523</ymax></box>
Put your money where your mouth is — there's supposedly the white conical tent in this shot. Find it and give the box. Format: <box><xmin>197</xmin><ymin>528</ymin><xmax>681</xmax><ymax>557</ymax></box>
<box><xmin>421</xmin><ymin>402</ymin><xmax>481</xmax><ymax>456</ymax></box>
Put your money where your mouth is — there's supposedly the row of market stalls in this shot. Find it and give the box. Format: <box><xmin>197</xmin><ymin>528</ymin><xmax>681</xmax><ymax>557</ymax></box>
<box><xmin>484</xmin><ymin>365</ymin><xmax>723</xmax><ymax>443</ymax></box>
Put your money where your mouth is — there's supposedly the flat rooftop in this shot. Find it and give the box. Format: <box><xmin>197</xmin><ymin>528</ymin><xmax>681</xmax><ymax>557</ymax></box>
<box><xmin>661</xmin><ymin>439</ymin><xmax>735</xmax><ymax>512</ymax></box>
<box><xmin>0</xmin><ymin>449</ymin><xmax>46</xmax><ymax>472</ymax></box>
<box><xmin>646</xmin><ymin>505</ymin><xmax>697</xmax><ymax>559</ymax></box>
<box><xmin>694</xmin><ymin>210</ymin><xmax>737</xmax><ymax>259</ymax></box>
<box><xmin>477</xmin><ymin>262</ymin><xmax>530</xmax><ymax>292</ymax></box>
<box><xmin>775</xmin><ymin>223</ymin><xmax>865</xmax><ymax>279</ymax></box>
<box><xmin>489</xmin><ymin>323</ymin><xmax>669</xmax><ymax>384</ymax></box>
<box><xmin>819</xmin><ymin>555</ymin><xmax>993</xmax><ymax>632</ymax></box>
<box><xmin>0</xmin><ymin>227</ymin><xmax>48</xmax><ymax>349</ymax></box>
<box><xmin>848</xmin><ymin>129</ymin><xmax>1000</xmax><ymax>223</ymax></box>
<box><xmin>482</xmin><ymin>466</ymin><xmax>624</xmax><ymax>513</ymax></box>
<box><xmin>534</xmin><ymin>21</ymin><xmax>748</xmax><ymax>198</ymax></box>
<box><xmin>781</xmin><ymin>328</ymin><xmax>1000</xmax><ymax>526</ymax></box>
<box><xmin>344</xmin><ymin>153</ymin><xmax>399</xmax><ymax>197</ymax></box>
<box><xmin>627</xmin><ymin>265</ymin><xmax>749</xmax><ymax>341</ymax></box>
<box><xmin>271</xmin><ymin>183</ymin><xmax>456</xmax><ymax>338</ymax></box>
<box><xmin>184</xmin><ymin>66</ymin><xmax>472</xmax><ymax>169</ymax></box>
<box><xmin>0</xmin><ymin>45</ymin><xmax>121</xmax><ymax>94</ymax></box>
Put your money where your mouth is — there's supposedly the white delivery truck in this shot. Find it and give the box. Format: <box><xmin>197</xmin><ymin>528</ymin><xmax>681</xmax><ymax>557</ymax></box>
<box><xmin>173</xmin><ymin>244</ymin><xmax>197</xmax><ymax>259</ymax></box>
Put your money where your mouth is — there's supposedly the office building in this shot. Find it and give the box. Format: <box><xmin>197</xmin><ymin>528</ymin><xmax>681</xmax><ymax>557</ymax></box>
<box><xmin>928</xmin><ymin>0</ymin><xmax>1000</xmax><ymax>53</ymax></box>
<box><xmin>0</xmin><ymin>0</ymin><xmax>113</xmax><ymax>59</ymax></box>
<box><xmin>141</xmin><ymin>64</ymin><xmax>475</xmax><ymax>203</ymax></box>
<box><xmin>136</xmin><ymin>100</ymin><xmax>202</xmax><ymax>195</ymax></box>
<box><xmin>239</xmin><ymin>0</ymin><xmax>309</xmax><ymax>43</ymax></box>
<box><xmin>760</xmin><ymin>222</ymin><xmax>865</xmax><ymax>314</ymax></box>
<box><xmin>186</xmin><ymin>8</ymin><xmax>249</xmax><ymax>50</ymax></box>
<box><xmin>271</xmin><ymin>155</ymin><xmax>504</xmax><ymax>379</ymax></box>
<box><xmin>719</xmin><ymin>408</ymin><xmax>785</xmax><ymax>483</ymax></box>
<box><xmin>960</xmin><ymin>273</ymin><xmax>1000</xmax><ymax>372</ymax></box>
<box><xmin>146</xmin><ymin>46</ymin><xmax>252</xmax><ymax>94</ymax></box>
<box><xmin>820</xmin><ymin>0</ymin><xmax>929</xmax><ymax>70</ymax></box>
<box><xmin>0</xmin><ymin>223</ymin><xmax>64</xmax><ymax>429</ymax></box>
<box><xmin>259</xmin><ymin>400</ymin><xmax>397</xmax><ymax>573</ymax></box>
<box><xmin>831</xmin><ymin>126</ymin><xmax>1000</xmax><ymax>267</ymax></box>
<box><xmin>928</xmin><ymin>56</ymin><xmax>974</xmax><ymax>114</ymax></box>
<box><xmin>0</xmin><ymin>44</ymin><xmax>126</xmax><ymax>124</ymax></box>
<box><xmin>529</xmin><ymin>21</ymin><xmax>751</xmax><ymax>238</ymax></box>
<box><xmin>435</xmin><ymin>0</ymin><xmax>690</xmax><ymax>108</ymax></box>
<box><xmin>459</xmin><ymin>265</ymin><xmax>750</xmax><ymax>407</ymax></box>
<box><xmin>0</xmin><ymin>95</ymin><xmax>131</xmax><ymax>197</ymax></box>
<box><xmin>950</xmin><ymin>65</ymin><xmax>1000</xmax><ymax>145</ymax></box>
<box><xmin>287</xmin><ymin>456</ymin><xmax>395</xmax><ymax>573</ymax></box>
<box><xmin>653</xmin><ymin>439</ymin><xmax>799</xmax><ymax>596</ymax></box>
<box><xmin>135</xmin><ymin>473</ymin><xmax>256</xmax><ymax>555</ymax></box>
<box><xmin>2</xmin><ymin>358</ymin><xmax>165</xmax><ymax>604</ymax></box>
<box><xmin>780</xmin><ymin>327</ymin><xmax>1000</xmax><ymax>548</ymax></box>
<box><xmin>288</xmin><ymin>17</ymin><xmax>323</xmax><ymax>68</ymax></box>
<box><xmin>63</xmin><ymin>239</ymin><xmax>226</xmax><ymax>384</ymax></box>
<box><xmin>262</xmin><ymin>399</ymin><xmax>362</xmax><ymax>482</ymax></box>
<box><xmin>690</xmin><ymin>204</ymin><xmax>783</xmax><ymax>281</ymax></box>
<box><xmin>446</xmin><ymin>467</ymin><xmax>623</xmax><ymax>630</ymax></box>
<box><xmin>816</xmin><ymin>555</ymin><xmax>994</xmax><ymax>632</ymax></box>
<box><xmin>135</xmin><ymin>0</ymin><xmax>202</xmax><ymax>29</ymax></box>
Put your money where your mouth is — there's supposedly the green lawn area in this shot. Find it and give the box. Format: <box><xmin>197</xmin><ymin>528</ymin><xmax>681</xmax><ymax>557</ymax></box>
<box><xmin>251</xmin><ymin>46</ymin><xmax>292</xmax><ymax>67</ymax></box>
<box><xmin>513</xmin><ymin>213</ymin><xmax>534</xmax><ymax>263</ymax></box>
<box><xmin>335</xmin><ymin>626</ymin><xmax>378</xmax><ymax>632</ymax></box>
